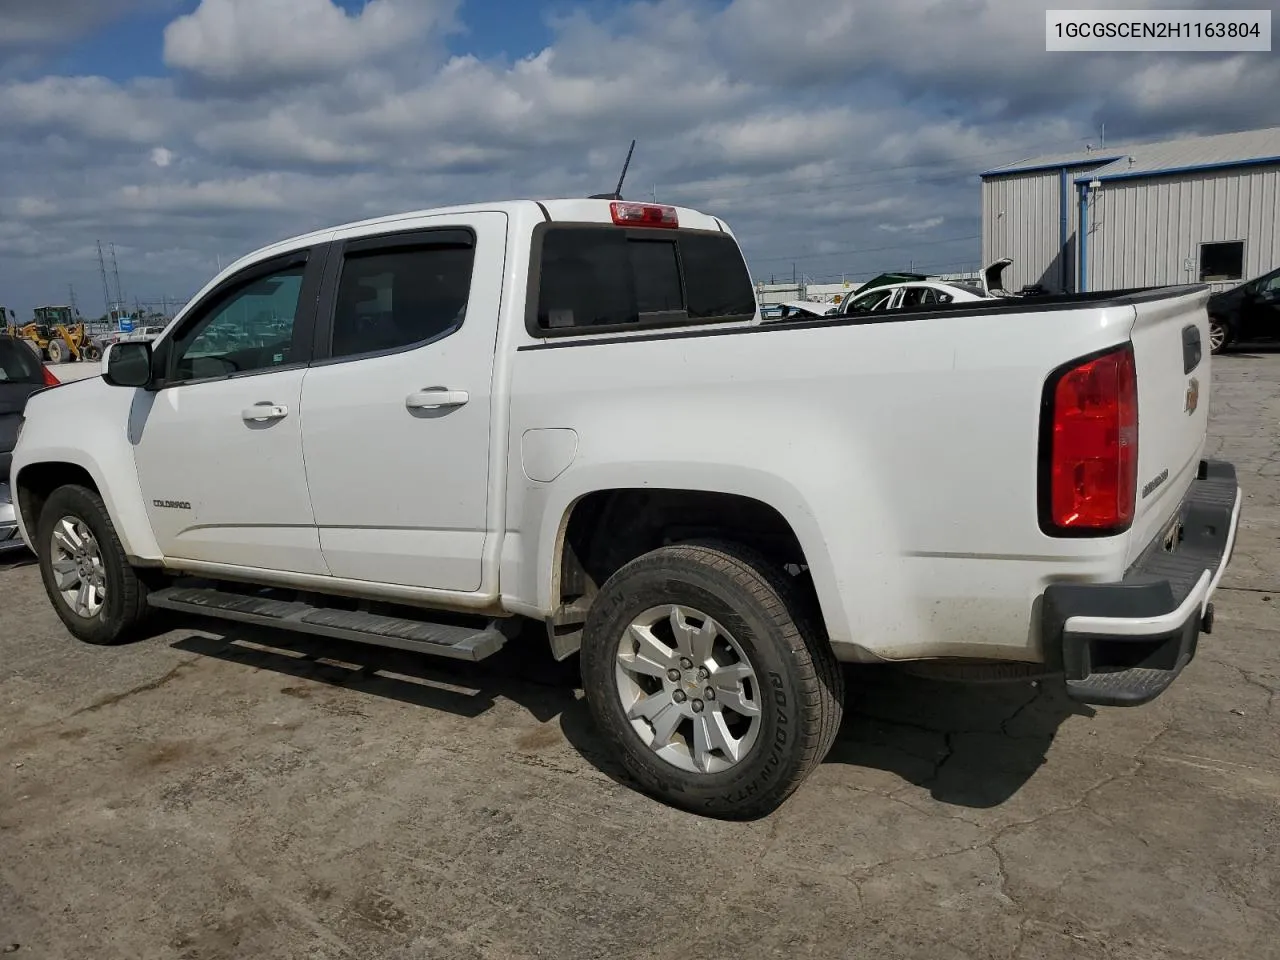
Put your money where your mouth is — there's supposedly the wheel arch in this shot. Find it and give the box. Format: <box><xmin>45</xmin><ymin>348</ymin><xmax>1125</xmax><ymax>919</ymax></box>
<box><xmin>13</xmin><ymin>456</ymin><xmax>159</xmax><ymax>560</ymax></box>
<box><xmin>529</xmin><ymin>466</ymin><xmax>851</xmax><ymax>651</ymax></box>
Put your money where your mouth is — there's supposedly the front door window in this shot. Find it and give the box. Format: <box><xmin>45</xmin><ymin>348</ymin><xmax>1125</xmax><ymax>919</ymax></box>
<box><xmin>172</xmin><ymin>266</ymin><xmax>305</xmax><ymax>381</ymax></box>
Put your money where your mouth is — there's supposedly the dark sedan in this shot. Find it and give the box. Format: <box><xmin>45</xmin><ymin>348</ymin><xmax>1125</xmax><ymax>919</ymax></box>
<box><xmin>2</xmin><ymin>334</ymin><xmax>60</xmax><ymax>552</ymax></box>
<box><xmin>1208</xmin><ymin>265</ymin><xmax>1280</xmax><ymax>354</ymax></box>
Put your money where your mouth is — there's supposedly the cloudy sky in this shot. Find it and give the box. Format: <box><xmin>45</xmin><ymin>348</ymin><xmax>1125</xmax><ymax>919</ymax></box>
<box><xmin>1</xmin><ymin>0</ymin><xmax>1277</xmax><ymax>319</ymax></box>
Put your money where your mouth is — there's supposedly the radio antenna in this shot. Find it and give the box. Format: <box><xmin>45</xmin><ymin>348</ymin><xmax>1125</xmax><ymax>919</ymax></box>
<box><xmin>589</xmin><ymin>139</ymin><xmax>636</xmax><ymax>200</ymax></box>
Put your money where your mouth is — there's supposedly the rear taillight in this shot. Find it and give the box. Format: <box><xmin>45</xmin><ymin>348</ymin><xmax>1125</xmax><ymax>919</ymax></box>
<box><xmin>610</xmin><ymin>201</ymin><xmax>678</xmax><ymax>228</ymax></box>
<box><xmin>42</xmin><ymin>365</ymin><xmax>60</xmax><ymax>387</ymax></box>
<box><xmin>1041</xmin><ymin>344</ymin><xmax>1138</xmax><ymax>535</ymax></box>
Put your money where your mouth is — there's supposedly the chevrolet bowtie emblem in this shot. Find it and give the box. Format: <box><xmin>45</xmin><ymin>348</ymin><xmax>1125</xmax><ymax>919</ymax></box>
<box><xmin>1185</xmin><ymin>377</ymin><xmax>1200</xmax><ymax>415</ymax></box>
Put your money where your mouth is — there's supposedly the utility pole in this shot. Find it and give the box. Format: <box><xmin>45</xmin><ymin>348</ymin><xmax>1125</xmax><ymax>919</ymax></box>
<box><xmin>652</xmin><ymin>183</ymin><xmax>657</xmax><ymax>202</ymax></box>
<box><xmin>68</xmin><ymin>283</ymin><xmax>79</xmax><ymax>318</ymax></box>
<box><xmin>110</xmin><ymin>243</ymin><xmax>125</xmax><ymax>311</ymax></box>
<box><xmin>97</xmin><ymin>241</ymin><xmax>113</xmax><ymax>316</ymax></box>
<box><xmin>1100</xmin><ymin>123</ymin><xmax>1106</xmax><ymax>149</ymax></box>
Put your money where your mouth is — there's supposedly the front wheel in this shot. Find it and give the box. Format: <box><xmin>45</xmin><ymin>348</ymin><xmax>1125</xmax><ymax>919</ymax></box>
<box><xmin>580</xmin><ymin>541</ymin><xmax>844</xmax><ymax>819</ymax></box>
<box><xmin>46</xmin><ymin>338</ymin><xmax>66</xmax><ymax>364</ymax></box>
<box><xmin>36</xmin><ymin>484</ymin><xmax>151</xmax><ymax>644</ymax></box>
<box><xmin>1209</xmin><ymin>317</ymin><xmax>1231</xmax><ymax>355</ymax></box>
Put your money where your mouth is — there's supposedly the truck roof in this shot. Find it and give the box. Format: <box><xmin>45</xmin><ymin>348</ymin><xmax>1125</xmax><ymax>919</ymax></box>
<box><xmin>222</xmin><ymin>199</ymin><xmax>731</xmax><ymax>281</ymax></box>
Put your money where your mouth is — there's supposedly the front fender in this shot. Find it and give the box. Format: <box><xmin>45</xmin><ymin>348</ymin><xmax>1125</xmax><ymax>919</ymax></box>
<box><xmin>11</xmin><ymin>380</ymin><xmax>160</xmax><ymax>560</ymax></box>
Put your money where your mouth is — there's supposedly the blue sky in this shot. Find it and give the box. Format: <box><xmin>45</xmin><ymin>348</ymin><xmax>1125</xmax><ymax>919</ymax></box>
<box><xmin>1</xmin><ymin>0</ymin><xmax>1277</xmax><ymax>318</ymax></box>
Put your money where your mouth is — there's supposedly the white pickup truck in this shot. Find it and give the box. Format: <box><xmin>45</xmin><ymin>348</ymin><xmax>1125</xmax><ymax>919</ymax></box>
<box><xmin>10</xmin><ymin>198</ymin><xmax>1241</xmax><ymax>818</ymax></box>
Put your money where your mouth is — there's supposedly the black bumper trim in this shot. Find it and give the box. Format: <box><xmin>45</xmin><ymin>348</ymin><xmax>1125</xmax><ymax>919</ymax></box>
<box><xmin>1041</xmin><ymin>459</ymin><xmax>1239</xmax><ymax>707</ymax></box>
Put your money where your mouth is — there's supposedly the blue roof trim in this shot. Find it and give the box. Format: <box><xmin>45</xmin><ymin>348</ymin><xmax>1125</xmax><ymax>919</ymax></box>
<box><xmin>980</xmin><ymin>157</ymin><xmax>1121</xmax><ymax>178</ymax></box>
<box><xmin>1075</xmin><ymin>154</ymin><xmax>1280</xmax><ymax>184</ymax></box>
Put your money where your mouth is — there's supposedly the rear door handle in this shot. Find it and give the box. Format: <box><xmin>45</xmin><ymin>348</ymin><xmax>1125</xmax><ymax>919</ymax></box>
<box><xmin>406</xmin><ymin>389</ymin><xmax>469</xmax><ymax>410</ymax></box>
<box><xmin>242</xmin><ymin>403</ymin><xmax>289</xmax><ymax>422</ymax></box>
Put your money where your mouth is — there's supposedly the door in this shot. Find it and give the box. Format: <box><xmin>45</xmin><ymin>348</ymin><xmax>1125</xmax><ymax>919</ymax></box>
<box><xmin>132</xmin><ymin>248</ymin><xmax>329</xmax><ymax>574</ymax></box>
<box><xmin>299</xmin><ymin>213</ymin><xmax>507</xmax><ymax>591</ymax></box>
<box><xmin>1238</xmin><ymin>268</ymin><xmax>1280</xmax><ymax>342</ymax></box>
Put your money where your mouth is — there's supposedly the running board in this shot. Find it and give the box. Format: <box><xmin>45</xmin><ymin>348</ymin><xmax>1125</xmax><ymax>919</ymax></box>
<box><xmin>147</xmin><ymin>586</ymin><xmax>507</xmax><ymax>661</ymax></box>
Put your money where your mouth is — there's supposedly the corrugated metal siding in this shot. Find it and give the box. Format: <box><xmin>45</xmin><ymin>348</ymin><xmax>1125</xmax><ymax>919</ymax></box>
<box><xmin>982</xmin><ymin>161</ymin><xmax>1109</xmax><ymax>292</ymax></box>
<box><xmin>1087</xmin><ymin>164</ymin><xmax>1280</xmax><ymax>291</ymax></box>
<box><xmin>982</xmin><ymin>169</ymin><xmax>1061</xmax><ymax>292</ymax></box>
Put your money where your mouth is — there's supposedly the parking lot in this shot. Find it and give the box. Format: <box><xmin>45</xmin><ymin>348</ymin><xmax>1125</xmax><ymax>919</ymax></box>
<box><xmin>1</xmin><ymin>352</ymin><xmax>1277</xmax><ymax>960</ymax></box>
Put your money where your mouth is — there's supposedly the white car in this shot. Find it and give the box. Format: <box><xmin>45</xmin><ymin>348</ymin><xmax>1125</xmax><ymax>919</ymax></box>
<box><xmin>834</xmin><ymin>258</ymin><xmax>1015</xmax><ymax>316</ymax></box>
<box><xmin>10</xmin><ymin>200</ymin><xmax>1239</xmax><ymax>818</ymax></box>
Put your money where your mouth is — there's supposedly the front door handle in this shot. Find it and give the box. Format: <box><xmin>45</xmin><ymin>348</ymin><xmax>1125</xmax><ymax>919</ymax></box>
<box><xmin>242</xmin><ymin>403</ymin><xmax>289</xmax><ymax>422</ymax></box>
<box><xmin>406</xmin><ymin>389</ymin><xmax>469</xmax><ymax>410</ymax></box>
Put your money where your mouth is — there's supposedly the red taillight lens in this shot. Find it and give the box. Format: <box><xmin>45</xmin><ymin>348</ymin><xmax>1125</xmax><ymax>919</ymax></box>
<box><xmin>610</xmin><ymin>201</ymin><xmax>679</xmax><ymax>228</ymax></box>
<box><xmin>1044</xmin><ymin>345</ymin><xmax>1138</xmax><ymax>533</ymax></box>
<box><xmin>42</xmin><ymin>365</ymin><xmax>60</xmax><ymax>387</ymax></box>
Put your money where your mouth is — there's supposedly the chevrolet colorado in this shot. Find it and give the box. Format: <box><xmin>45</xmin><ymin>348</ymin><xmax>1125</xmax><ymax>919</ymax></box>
<box><xmin>10</xmin><ymin>199</ymin><xmax>1242</xmax><ymax>818</ymax></box>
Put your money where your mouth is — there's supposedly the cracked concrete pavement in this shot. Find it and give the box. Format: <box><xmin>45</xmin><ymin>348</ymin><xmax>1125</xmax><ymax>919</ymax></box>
<box><xmin>2</xmin><ymin>353</ymin><xmax>1278</xmax><ymax>960</ymax></box>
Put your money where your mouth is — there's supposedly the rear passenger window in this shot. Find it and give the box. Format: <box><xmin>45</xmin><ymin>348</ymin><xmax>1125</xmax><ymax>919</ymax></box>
<box><xmin>331</xmin><ymin>242</ymin><xmax>475</xmax><ymax>359</ymax></box>
<box><xmin>534</xmin><ymin>227</ymin><xmax>755</xmax><ymax>333</ymax></box>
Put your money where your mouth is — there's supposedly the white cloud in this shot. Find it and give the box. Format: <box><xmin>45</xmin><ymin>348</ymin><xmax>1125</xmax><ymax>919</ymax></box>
<box><xmin>0</xmin><ymin>76</ymin><xmax>177</xmax><ymax>144</ymax></box>
<box><xmin>114</xmin><ymin>176</ymin><xmax>291</xmax><ymax>214</ymax></box>
<box><xmin>879</xmin><ymin>217</ymin><xmax>946</xmax><ymax>233</ymax></box>
<box><xmin>162</xmin><ymin>0</ymin><xmax>456</xmax><ymax>85</ymax></box>
<box><xmin>150</xmin><ymin>146</ymin><xmax>174</xmax><ymax>167</ymax></box>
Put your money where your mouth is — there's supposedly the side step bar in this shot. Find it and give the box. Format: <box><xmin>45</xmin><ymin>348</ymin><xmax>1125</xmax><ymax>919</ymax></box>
<box><xmin>148</xmin><ymin>586</ymin><xmax>508</xmax><ymax>662</ymax></box>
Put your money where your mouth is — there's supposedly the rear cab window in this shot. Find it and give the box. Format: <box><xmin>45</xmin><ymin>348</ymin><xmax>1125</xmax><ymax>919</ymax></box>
<box><xmin>530</xmin><ymin>226</ymin><xmax>756</xmax><ymax>335</ymax></box>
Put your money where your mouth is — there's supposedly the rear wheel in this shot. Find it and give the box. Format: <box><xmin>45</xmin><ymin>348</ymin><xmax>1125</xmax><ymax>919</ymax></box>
<box><xmin>36</xmin><ymin>485</ymin><xmax>151</xmax><ymax>644</ymax></box>
<box><xmin>1209</xmin><ymin>317</ymin><xmax>1231</xmax><ymax>355</ymax></box>
<box><xmin>581</xmin><ymin>541</ymin><xmax>844</xmax><ymax>819</ymax></box>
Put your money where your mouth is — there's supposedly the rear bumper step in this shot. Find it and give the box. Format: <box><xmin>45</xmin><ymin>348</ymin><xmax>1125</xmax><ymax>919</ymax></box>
<box><xmin>147</xmin><ymin>585</ymin><xmax>508</xmax><ymax>661</ymax></box>
<box><xmin>1042</xmin><ymin>459</ymin><xmax>1241</xmax><ymax>706</ymax></box>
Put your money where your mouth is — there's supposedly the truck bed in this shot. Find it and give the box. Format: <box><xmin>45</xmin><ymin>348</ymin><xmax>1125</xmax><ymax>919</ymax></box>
<box><xmin>510</xmin><ymin>283</ymin><xmax>1214</xmax><ymax>665</ymax></box>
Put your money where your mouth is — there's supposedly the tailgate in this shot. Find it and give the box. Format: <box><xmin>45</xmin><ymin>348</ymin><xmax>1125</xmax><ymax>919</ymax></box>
<box><xmin>1125</xmin><ymin>287</ymin><xmax>1213</xmax><ymax>565</ymax></box>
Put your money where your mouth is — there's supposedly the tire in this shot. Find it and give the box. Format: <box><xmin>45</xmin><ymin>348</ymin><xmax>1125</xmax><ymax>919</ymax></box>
<box><xmin>82</xmin><ymin>343</ymin><xmax>102</xmax><ymax>362</ymax></box>
<box><xmin>36</xmin><ymin>484</ymin><xmax>151</xmax><ymax>645</ymax></box>
<box><xmin>1208</xmin><ymin>317</ymin><xmax>1231</xmax><ymax>355</ymax></box>
<box><xmin>580</xmin><ymin>540</ymin><xmax>844</xmax><ymax>819</ymax></box>
<box><xmin>46</xmin><ymin>339</ymin><xmax>66</xmax><ymax>364</ymax></box>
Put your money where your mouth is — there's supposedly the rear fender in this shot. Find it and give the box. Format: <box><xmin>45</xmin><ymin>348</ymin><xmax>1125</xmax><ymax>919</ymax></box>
<box><xmin>523</xmin><ymin>461</ymin><xmax>871</xmax><ymax>649</ymax></box>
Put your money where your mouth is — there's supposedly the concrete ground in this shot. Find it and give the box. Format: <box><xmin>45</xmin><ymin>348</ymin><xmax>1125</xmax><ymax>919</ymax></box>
<box><xmin>2</xmin><ymin>353</ymin><xmax>1277</xmax><ymax>960</ymax></box>
<box><xmin>45</xmin><ymin>361</ymin><xmax>103</xmax><ymax>383</ymax></box>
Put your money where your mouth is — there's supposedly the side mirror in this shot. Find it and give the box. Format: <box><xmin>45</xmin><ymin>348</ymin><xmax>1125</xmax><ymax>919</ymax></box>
<box><xmin>103</xmin><ymin>341</ymin><xmax>153</xmax><ymax>388</ymax></box>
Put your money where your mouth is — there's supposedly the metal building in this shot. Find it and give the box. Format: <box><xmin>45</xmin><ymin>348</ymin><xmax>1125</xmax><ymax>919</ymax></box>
<box><xmin>980</xmin><ymin>126</ymin><xmax>1280</xmax><ymax>294</ymax></box>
